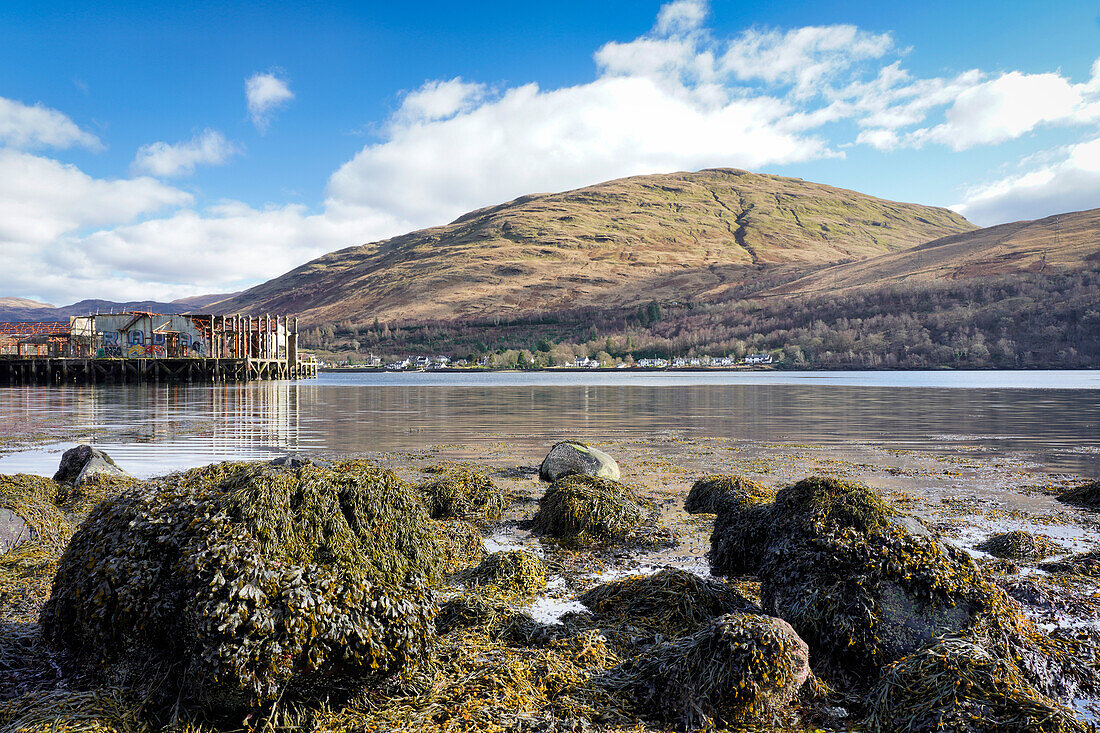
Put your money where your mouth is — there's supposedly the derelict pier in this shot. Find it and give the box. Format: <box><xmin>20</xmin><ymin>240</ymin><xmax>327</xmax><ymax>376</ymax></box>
<box><xmin>0</xmin><ymin>312</ymin><xmax>318</xmax><ymax>385</ymax></box>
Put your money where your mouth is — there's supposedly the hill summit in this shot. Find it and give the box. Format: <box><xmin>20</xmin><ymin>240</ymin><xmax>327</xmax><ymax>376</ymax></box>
<box><xmin>220</xmin><ymin>168</ymin><xmax>976</xmax><ymax>323</ymax></box>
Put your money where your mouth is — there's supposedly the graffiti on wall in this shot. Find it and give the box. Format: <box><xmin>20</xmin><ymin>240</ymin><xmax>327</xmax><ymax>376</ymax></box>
<box><xmin>98</xmin><ymin>331</ymin><xmax>122</xmax><ymax>358</ymax></box>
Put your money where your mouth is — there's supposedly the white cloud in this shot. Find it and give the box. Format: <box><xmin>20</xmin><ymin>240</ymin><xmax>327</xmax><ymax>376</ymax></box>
<box><xmin>855</xmin><ymin>128</ymin><xmax>899</xmax><ymax>151</ymax></box>
<box><xmin>912</xmin><ymin>71</ymin><xmax>1098</xmax><ymax>150</ymax></box>
<box><xmin>0</xmin><ymin>149</ymin><xmax>198</xmax><ymax>303</ymax></box>
<box><xmin>0</xmin><ymin>149</ymin><xmax>190</xmax><ymax>247</ymax></box>
<box><xmin>954</xmin><ymin>135</ymin><xmax>1100</xmax><ymax>225</ymax></box>
<box><xmin>721</xmin><ymin>25</ymin><xmax>894</xmax><ymax>98</ymax></box>
<box><xmin>0</xmin><ymin>97</ymin><xmax>102</xmax><ymax>150</ymax></box>
<box><xmin>328</xmin><ymin>76</ymin><xmax>828</xmax><ymax>225</ymax></box>
<box><xmin>131</xmin><ymin>129</ymin><xmax>240</xmax><ymax>177</ymax></box>
<box><xmin>245</xmin><ymin>72</ymin><xmax>294</xmax><ymax>132</ymax></box>
<box><xmin>55</xmin><ymin>201</ymin><xmax>397</xmax><ymax>293</ymax></box>
<box><xmin>654</xmin><ymin>0</ymin><xmax>708</xmax><ymax>36</ymax></box>
<box><xmin>396</xmin><ymin>78</ymin><xmax>487</xmax><ymax>123</ymax></box>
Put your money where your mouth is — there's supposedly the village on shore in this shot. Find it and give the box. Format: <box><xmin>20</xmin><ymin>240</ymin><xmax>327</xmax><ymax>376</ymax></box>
<box><xmin>325</xmin><ymin>352</ymin><xmax>777</xmax><ymax>371</ymax></box>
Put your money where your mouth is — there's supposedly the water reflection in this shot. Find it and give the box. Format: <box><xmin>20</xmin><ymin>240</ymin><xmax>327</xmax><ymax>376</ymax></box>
<box><xmin>0</xmin><ymin>373</ymin><xmax>1097</xmax><ymax>477</ymax></box>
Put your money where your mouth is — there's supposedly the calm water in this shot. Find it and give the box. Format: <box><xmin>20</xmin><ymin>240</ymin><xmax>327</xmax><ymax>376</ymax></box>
<box><xmin>0</xmin><ymin>370</ymin><xmax>1098</xmax><ymax>477</ymax></box>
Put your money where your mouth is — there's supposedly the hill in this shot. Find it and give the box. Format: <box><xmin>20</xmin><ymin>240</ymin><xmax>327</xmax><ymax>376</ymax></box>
<box><xmin>766</xmin><ymin>208</ymin><xmax>1100</xmax><ymax>297</ymax></box>
<box><xmin>0</xmin><ymin>293</ymin><xmax>238</xmax><ymax>323</ymax></box>
<box><xmin>217</xmin><ymin>168</ymin><xmax>975</xmax><ymax>323</ymax></box>
<box><xmin>292</xmin><ymin>204</ymin><xmax>1100</xmax><ymax>371</ymax></box>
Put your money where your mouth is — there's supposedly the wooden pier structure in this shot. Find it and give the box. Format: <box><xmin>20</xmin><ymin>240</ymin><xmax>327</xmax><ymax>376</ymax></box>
<box><xmin>0</xmin><ymin>312</ymin><xmax>318</xmax><ymax>385</ymax></box>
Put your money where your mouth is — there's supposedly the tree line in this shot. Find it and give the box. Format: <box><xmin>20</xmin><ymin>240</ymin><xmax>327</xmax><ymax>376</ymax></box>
<box><xmin>297</xmin><ymin>270</ymin><xmax>1100</xmax><ymax>369</ymax></box>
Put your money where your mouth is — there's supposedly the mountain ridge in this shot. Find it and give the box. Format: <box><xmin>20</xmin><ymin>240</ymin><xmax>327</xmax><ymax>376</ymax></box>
<box><xmin>215</xmin><ymin>168</ymin><xmax>976</xmax><ymax>323</ymax></box>
<box><xmin>763</xmin><ymin>208</ymin><xmax>1100</xmax><ymax>297</ymax></box>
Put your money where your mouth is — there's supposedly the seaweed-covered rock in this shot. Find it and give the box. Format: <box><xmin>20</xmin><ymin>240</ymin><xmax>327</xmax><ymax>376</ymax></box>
<box><xmin>1040</xmin><ymin>550</ymin><xmax>1100</xmax><ymax>577</ymax></box>
<box><xmin>864</xmin><ymin>637</ymin><xmax>1087</xmax><ymax>733</ymax></box>
<box><xmin>433</xmin><ymin>518</ymin><xmax>487</xmax><ymax>572</ymax></box>
<box><xmin>713</xmin><ymin>477</ymin><xmax>1063</xmax><ymax>686</ymax></box>
<box><xmin>579</xmin><ymin>567</ymin><xmax>757</xmax><ymax>636</ymax></box>
<box><xmin>531</xmin><ymin>475</ymin><xmax>643</xmax><ymax>545</ymax></box>
<box><xmin>0</xmin><ymin>473</ymin><xmax>134</xmax><ymax>619</ymax></box>
<box><xmin>977</xmin><ymin>530</ymin><xmax>1064</xmax><ymax>561</ymax></box>
<box><xmin>461</xmin><ymin>550</ymin><xmax>547</xmax><ymax>600</ymax></box>
<box><xmin>605</xmin><ymin>612</ymin><xmax>810</xmax><ymax>730</ymax></box>
<box><xmin>52</xmin><ymin>445</ymin><xmax>129</xmax><ymax>486</ymax></box>
<box><xmin>418</xmin><ymin>464</ymin><xmax>503</xmax><ymax>522</ymax></box>
<box><xmin>436</xmin><ymin>594</ymin><xmax>553</xmax><ymax>646</ymax></box>
<box><xmin>1057</xmin><ymin>480</ymin><xmax>1100</xmax><ymax>509</ymax></box>
<box><xmin>40</xmin><ymin>460</ymin><xmax>441</xmax><ymax>711</ymax></box>
<box><xmin>0</xmin><ymin>475</ymin><xmax>68</xmax><ymax>554</ymax></box>
<box><xmin>539</xmin><ymin>441</ymin><xmax>620</xmax><ymax>483</ymax></box>
<box><xmin>707</xmin><ymin>479</ymin><xmax>778</xmax><ymax>576</ymax></box>
<box><xmin>685</xmin><ymin>474</ymin><xmax>771</xmax><ymax>515</ymax></box>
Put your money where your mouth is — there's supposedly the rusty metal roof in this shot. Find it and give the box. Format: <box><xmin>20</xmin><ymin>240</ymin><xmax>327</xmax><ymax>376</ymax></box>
<box><xmin>0</xmin><ymin>321</ymin><xmax>70</xmax><ymax>336</ymax></box>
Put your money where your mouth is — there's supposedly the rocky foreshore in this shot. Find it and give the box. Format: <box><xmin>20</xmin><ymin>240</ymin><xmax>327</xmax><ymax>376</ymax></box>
<box><xmin>1</xmin><ymin>441</ymin><xmax>1099</xmax><ymax>732</ymax></box>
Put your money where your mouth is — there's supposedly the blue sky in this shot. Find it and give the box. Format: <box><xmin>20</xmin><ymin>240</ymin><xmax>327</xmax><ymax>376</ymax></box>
<box><xmin>1</xmin><ymin>0</ymin><xmax>1098</xmax><ymax>304</ymax></box>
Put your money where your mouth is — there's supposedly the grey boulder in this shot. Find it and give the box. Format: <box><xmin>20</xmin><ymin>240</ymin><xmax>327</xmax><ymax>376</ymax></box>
<box><xmin>53</xmin><ymin>445</ymin><xmax>129</xmax><ymax>486</ymax></box>
<box><xmin>538</xmin><ymin>441</ymin><xmax>620</xmax><ymax>482</ymax></box>
<box><xmin>0</xmin><ymin>507</ymin><xmax>33</xmax><ymax>555</ymax></box>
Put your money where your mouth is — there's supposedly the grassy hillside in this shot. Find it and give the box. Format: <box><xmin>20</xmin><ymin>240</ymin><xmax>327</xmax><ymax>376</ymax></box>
<box><xmin>768</xmin><ymin>208</ymin><xmax>1100</xmax><ymax>297</ymax></box>
<box><xmin>294</xmin><ymin>206</ymin><xmax>1100</xmax><ymax>370</ymax></box>
<box><xmin>219</xmin><ymin>168</ymin><xmax>974</xmax><ymax>323</ymax></box>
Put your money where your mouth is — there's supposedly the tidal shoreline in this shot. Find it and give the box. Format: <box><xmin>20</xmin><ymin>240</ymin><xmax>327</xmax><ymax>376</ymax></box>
<box><xmin>2</xmin><ymin>433</ymin><xmax>1099</xmax><ymax>730</ymax></box>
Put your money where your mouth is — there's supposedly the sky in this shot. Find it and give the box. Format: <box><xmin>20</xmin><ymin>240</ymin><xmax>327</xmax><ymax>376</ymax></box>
<box><xmin>1</xmin><ymin>0</ymin><xmax>1099</xmax><ymax>306</ymax></box>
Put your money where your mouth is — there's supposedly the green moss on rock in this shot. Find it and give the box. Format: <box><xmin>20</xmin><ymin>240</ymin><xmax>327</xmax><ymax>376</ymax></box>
<box><xmin>39</xmin><ymin>460</ymin><xmax>441</xmax><ymax>711</ymax></box>
<box><xmin>0</xmin><ymin>474</ymin><xmax>69</xmax><ymax>553</ymax></box>
<box><xmin>436</xmin><ymin>594</ymin><xmax>552</xmax><ymax>646</ymax></box>
<box><xmin>433</xmin><ymin>519</ymin><xmax>487</xmax><ymax>573</ymax></box>
<box><xmin>715</xmin><ymin>476</ymin><xmax>1083</xmax><ymax>694</ymax></box>
<box><xmin>707</xmin><ymin>478</ymin><xmax>778</xmax><ymax>576</ymax></box>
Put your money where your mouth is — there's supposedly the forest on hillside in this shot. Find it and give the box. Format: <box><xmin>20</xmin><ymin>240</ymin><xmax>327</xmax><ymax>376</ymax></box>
<box><xmin>298</xmin><ymin>270</ymin><xmax>1100</xmax><ymax>370</ymax></box>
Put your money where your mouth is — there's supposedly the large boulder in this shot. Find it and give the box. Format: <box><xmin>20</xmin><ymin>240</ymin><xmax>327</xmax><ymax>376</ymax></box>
<box><xmin>710</xmin><ymin>476</ymin><xmax>1082</xmax><ymax>689</ymax></box>
<box><xmin>539</xmin><ymin>441</ymin><xmax>620</xmax><ymax>483</ymax></box>
<box><xmin>579</xmin><ymin>567</ymin><xmax>757</xmax><ymax>637</ymax></box>
<box><xmin>605</xmin><ymin>612</ymin><xmax>810</xmax><ymax>730</ymax></box>
<box><xmin>864</xmin><ymin>637</ymin><xmax>1087</xmax><ymax>733</ymax></box>
<box><xmin>530</xmin><ymin>475</ymin><xmax>642</xmax><ymax>545</ymax></box>
<box><xmin>40</xmin><ymin>460</ymin><xmax>441</xmax><ymax>711</ymax></box>
<box><xmin>52</xmin><ymin>445</ymin><xmax>129</xmax><ymax>486</ymax></box>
